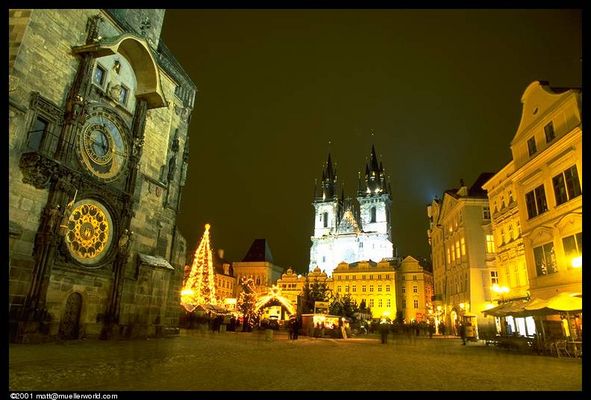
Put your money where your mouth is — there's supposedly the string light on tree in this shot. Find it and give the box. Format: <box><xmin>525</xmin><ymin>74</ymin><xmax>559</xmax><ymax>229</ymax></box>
<box><xmin>180</xmin><ymin>223</ymin><xmax>217</xmax><ymax>312</ymax></box>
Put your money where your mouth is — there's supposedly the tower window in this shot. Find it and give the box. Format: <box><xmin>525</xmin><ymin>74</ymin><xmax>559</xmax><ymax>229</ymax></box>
<box><xmin>370</xmin><ymin>207</ymin><xmax>376</xmax><ymax>223</ymax></box>
<box><xmin>323</xmin><ymin>212</ymin><xmax>328</xmax><ymax>228</ymax></box>
<box><xmin>26</xmin><ymin>117</ymin><xmax>48</xmax><ymax>151</ymax></box>
<box><xmin>94</xmin><ymin>64</ymin><xmax>106</xmax><ymax>86</ymax></box>
<box><xmin>119</xmin><ymin>84</ymin><xmax>129</xmax><ymax>105</ymax></box>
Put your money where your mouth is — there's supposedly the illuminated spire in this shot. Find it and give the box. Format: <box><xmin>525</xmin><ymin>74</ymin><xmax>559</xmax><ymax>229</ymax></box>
<box><xmin>180</xmin><ymin>223</ymin><xmax>217</xmax><ymax>312</ymax></box>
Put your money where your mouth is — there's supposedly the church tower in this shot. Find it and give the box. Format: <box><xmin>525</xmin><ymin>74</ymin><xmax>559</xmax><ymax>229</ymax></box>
<box><xmin>309</xmin><ymin>153</ymin><xmax>342</xmax><ymax>271</ymax></box>
<box><xmin>357</xmin><ymin>145</ymin><xmax>392</xmax><ymax>240</ymax></box>
<box><xmin>309</xmin><ymin>145</ymin><xmax>394</xmax><ymax>275</ymax></box>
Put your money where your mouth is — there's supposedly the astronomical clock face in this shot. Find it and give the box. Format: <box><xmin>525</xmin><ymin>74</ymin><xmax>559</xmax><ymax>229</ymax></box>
<box><xmin>77</xmin><ymin>107</ymin><xmax>129</xmax><ymax>182</ymax></box>
<box><xmin>64</xmin><ymin>199</ymin><xmax>114</xmax><ymax>266</ymax></box>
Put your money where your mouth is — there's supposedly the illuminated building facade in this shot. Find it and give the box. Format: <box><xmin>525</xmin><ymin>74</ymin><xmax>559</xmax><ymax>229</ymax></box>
<box><xmin>427</xmin><ymin>174</ymin><xmax>497</xmax><ymax>334</ymax></box>
<box><xmin>332</xmin><ymin>260</ymin><xmax>397</xmax><ymax>319</ymax></box>
<box><xmin>482</xmin><ymin>162</ymin><xmax>530</xmax><ymax>302</ymax></box>
<box><xmin>502</xmin><ymin>81</ymin><xmax>582</xmax><ymax>300</ymax></box>
<box><xmin>309</xmin><ymin>146</ymin><xmax>394</xmax><ymax>275</ymax></box>
<box><xmin>9</xmin><ymin>9</ymin><xmax>196</xmax><ymax>341</ymax></box>
<box><xmin>396</xmin><ymin>256</ymin><xmax>433</xmax><ymax>323</ymax></box>
<box><xmin>213</xmin><ymin>249</ymin><xmax>237</xmax><ymax>308</ymax></box>
<box><xmin>232</xmin><ymin>239</ymin><xmax>284</xmax><ymax>295</ymax></box>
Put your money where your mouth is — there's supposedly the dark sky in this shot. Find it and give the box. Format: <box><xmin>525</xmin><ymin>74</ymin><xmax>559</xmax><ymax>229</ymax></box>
<box><xmin>160</xmin><ymin>9</ymin><xmax>581</xmax><ymax>274</ymax></box>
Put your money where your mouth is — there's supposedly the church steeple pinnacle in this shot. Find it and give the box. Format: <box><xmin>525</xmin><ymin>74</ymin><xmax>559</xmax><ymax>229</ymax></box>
<box><xmin>319</xmin><ymin>152</ymin><xmax>338</xmax><ymax>201</ymax></box>
<box><xmin>360</xmin><ymin>144</ymin><xmax>388</xmax><ymax>196</ymax></box>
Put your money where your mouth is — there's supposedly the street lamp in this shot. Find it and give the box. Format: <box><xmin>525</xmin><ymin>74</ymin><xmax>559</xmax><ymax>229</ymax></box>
<box><xmin>492</xmin><ymin>284</ymin><xmax>510</xmax><ymax>303</ymax></box>
<box><xmin>571</xmin><ymin>256</ymin><xmax>582</xmax><ymax>268</ymax></box>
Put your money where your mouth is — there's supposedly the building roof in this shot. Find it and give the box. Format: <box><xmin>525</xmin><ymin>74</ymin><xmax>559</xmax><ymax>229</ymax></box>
<box><xmin>241</xmin><ymin>239</ymin><xmax>274</xmax><ymax>263</ymax></box>
<box><xmin>468</xmin><ymin>172</ymin><xmax>496</xmax><ymax>197</ymax></box>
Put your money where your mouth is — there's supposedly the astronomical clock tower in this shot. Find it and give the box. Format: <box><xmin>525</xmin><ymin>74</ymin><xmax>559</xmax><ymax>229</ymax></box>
<box><xmin>9</xmin><ymin>10</ymin><xmax>196</xmax><ymax>342</ymax></box>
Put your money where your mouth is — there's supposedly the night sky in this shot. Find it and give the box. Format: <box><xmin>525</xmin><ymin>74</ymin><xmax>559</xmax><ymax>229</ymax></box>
<box><xmin>160</xmin><ymin>9</ymin><xmax>581</xmax><ymax>274</ymax></box>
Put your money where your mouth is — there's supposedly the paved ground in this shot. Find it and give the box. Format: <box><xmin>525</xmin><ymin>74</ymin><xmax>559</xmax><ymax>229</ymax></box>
<box><xmin>9</xmin><ymin>329</ymin><xmax>582</xmax><ymax>391</ymax></box>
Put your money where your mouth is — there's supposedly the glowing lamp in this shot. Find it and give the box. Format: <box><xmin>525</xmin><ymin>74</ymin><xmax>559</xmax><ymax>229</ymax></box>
<box><xmin>571</xmin><ymin>256</ymin><xmax>582</xmax><ymax>268</ymax></box>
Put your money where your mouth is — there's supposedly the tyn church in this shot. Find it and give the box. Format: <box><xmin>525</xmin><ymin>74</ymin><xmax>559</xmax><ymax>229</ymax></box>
<box><xmin>310</xmin><ymin>145</ymin><xmax>394</xmax><ymax>275</ymax></box>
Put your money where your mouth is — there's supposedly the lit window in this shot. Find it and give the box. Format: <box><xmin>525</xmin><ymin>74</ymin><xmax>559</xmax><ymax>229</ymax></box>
<box><xmin>553</xmin><ymin>165</ymin><xmax>581</xmax><ymax>206</ymax></box>
<box><xmin>369</xmin><ymin>299</ymin><xmax>374</xmax><ymax>307</ymax></box>
<box><xmin>413</xmin><ymin>286</ymin><xmax>418</xmax><ymax>293</ymax></box>
<box><xmin>345</xmin><ymin>286</ymin><xmax>349</xmax><ymax>293</ymax></box>
<box><xmin>377</xmin><ymin>274</ymin><xmax>381</xmax><ymax>280</ymax></box>
<box><xmin>544</xmin><ymin>121</ymin><xmax>555</xmax><ymax>143</ymax></box>
<box><xmin>527</xmin><ymin>137</ymin><xmax>537</xmax><ymax>156</ymax></box>
<box><xmin>378</xmin><ymin>285</ymin><xmax>382</xmax><ymax>292</ymax></box>
<box><xmin>352</xmin><ymin>285</ymin><xmax>356</xmax><ymax>292</ymax></box>
<box><xmin>386</xmin><ymin>299</ymin><xmax>391</xmax><ymax>308</ymax></box>
<box><xmin>413</xmin><ymin>275</ymin><xmax>417</xmax><ymax>281</ymax></box>
<box><xmin>486</xmin><ymin>235</ymin><xmax>495</xmax><ymax>253</ymax></box>
<box><xmin>525</xmin><ymin>185</ymin><xmax>548</xmax><ymax>219</ymax></box>
<box><xmin>369</xmin><ymin>285</ymin><xmax>374</xmax><ymax>292</ymax></box>
<box><xmin>385</xmin><ymin>285</ymin><xmax>390</xmax><ymax>292</ymax></box>
<box><xmin>460</xmin><ymin>237</ymin><xmax>466</xmax><ymax>256</ymax></box>
<box><xmin>94</xmin><ymin>64</ymin><xmax>106</xmax><ymax>86</ymax></box>
<box><xmin>533</xmin><ymin>242</ymin><xmax>557</xmax><ymax>276</ymax></box>
<box><xmin>378</xmin><ymin>299</ymin><xmax>383</xmax><ymax>307</ymax></box>
<box><xmin>490</xmin><ymin>270</ymin><xmax>499</xmax><ymax>285</ymax></box>
<box><xmin>337</xmin><ymin>286</ymin><xmax>341</xmax><ymax>292</ymax></box>
<box><xmin>455</xmin><ymin>241</ymin><xmax>461</xmax><ymax>260</ymax></box>
<box><xmin>413</xmin><ymin>300</ymin><xmax>419</xmax><ymax>309</ymax></box>
<box><xmin>562</xmin><ymin>232</ymin><xmax>582</xmax><ymax>260</ymax></box>
<box><xmin>362</xmin><ymin>285</ymin><xmax>366</xmax><ymax>292</ymax></box>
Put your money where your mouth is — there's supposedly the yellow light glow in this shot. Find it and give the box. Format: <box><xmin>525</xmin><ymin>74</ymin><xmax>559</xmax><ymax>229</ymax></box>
<box><xmin>181</xmin><ymin>288</ymin><xmax>194</xmax><ymax>296</ymax></box>
<box><xmin>436</xmin><ymin>305</ymin><xmax>442</xmax><ymax>311</ymax></box>
<box><xmin>382</xmin><ymin>310</ymin><xmax>391</xmax><ymax>317</ymax></box>
<box><xmin>459</xmin><ymin>303</ymin><xmax>465</xmax><ymax>309</ymax></box>
<box><xmin>571</xmin><ymin>256</ymin><xmax>582</xmax><ymax>268</ymax></box>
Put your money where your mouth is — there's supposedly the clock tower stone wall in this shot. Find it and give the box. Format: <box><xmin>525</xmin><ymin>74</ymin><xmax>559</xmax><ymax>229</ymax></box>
<box><xmin>9</xmin><ymin>9</ymin><xmax>196</xmax><ymax>342</ymax></box>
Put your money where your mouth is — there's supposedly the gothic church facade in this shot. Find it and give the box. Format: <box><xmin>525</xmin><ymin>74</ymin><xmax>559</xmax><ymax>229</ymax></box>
<box><xmin>309</xmin><ymin>145</ymin><xmax>394</xmax><ymax>275</ymax></box>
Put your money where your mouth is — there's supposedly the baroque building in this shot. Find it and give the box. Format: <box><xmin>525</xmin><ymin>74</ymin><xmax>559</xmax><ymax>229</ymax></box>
<box><xmin>332</xmin><ymin>260</ymin><xmax>397</xmax><ymax>319</ymax></box>
<box><xmin>396</xmin><ymin>256</ymin><xmax>434</xmax><ymax>324</ymax></box>
<box><xmin>481</xmin><ymin>81</ymin><xmax>582</xmax><ymax>339</ymax></box>
<box><xmin>309</xmin><ymin>145</ymin><xmax>394</xmax><ymax>275</ymax></box>
<box><xmin>426</xmin><ymin>174</ymin><xmax>496</xmax><ymax>335</ymax></box>
<box><xmin>505</xmin><ymin>81</ymin><xmax>582</xmax><ymax>301</ymax></box>
<box><xmin>9</xmin><ymin>10</ymin><xmax>196</xmax><ymax>342</ymax></box>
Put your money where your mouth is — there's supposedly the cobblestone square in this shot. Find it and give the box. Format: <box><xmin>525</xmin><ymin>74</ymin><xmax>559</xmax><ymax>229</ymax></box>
<box><xmin>9</xmin><ymin>330</ymin><xmax>583</xmax><ymax>391</ymax></box>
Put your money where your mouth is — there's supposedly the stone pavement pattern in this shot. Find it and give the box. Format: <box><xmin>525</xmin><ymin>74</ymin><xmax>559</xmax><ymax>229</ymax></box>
<box><xmin>9</xmin><ymin>330</ymin><xmax>582</xmax><ymax>391</ymax></box>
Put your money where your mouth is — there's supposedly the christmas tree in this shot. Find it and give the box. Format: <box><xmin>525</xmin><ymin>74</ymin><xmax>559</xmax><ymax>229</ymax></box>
<box><xmin>181</xmin><ymin>224</ymin><xmax>217</xmax><ymax>312</ymax></box>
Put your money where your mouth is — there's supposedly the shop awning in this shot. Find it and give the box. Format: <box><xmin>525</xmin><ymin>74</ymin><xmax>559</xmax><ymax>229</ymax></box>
<box><xmin>483</xmin><ymin>292</ymin><xmax>582</xmax><ymax>317</ymax></box>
